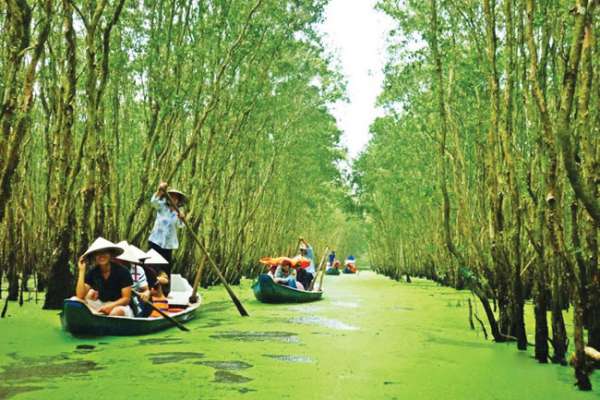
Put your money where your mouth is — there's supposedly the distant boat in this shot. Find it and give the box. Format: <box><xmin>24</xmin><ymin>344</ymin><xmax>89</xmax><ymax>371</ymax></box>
<box><xmin>252</xmin><ymin>274</ymin><xmax>323</xmax><ymax>303</ymax></box>
<box><xmin>61</xmin><ymin>274</ymin><xmax>200</xmax><ymax>336</ymax></box>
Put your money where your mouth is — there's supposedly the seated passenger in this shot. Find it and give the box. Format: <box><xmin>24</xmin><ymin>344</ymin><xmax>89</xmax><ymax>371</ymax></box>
<box><xmin>327</xmin><ymin>260</ymin><xmax>341</xmax><ymax>271</ymax></box>
<box><xmin>114</xmin><ymin>242</ymin><xmax>152</xmax><ymax>317</ymax></box>
<box><xmin>273</xmin><ymin>261</ymin><xmax>304</xmax><ymax>290</ymax></box>
<box><xmin>149</xmin><ymin>271</ymin><xmax>170</xmax><ymax>318</ymax></box>
<box><xmin>344</xmin><ymin>255</ymin><xmax>358</xmax><ymax>273</ymax></box>
<box><xmin>75</xmin><ymin>237</ymin><xmax>133</xmax><ymax>317</ymax></box>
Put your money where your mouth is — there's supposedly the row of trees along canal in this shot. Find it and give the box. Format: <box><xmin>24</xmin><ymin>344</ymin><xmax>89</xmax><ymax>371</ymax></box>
<box><xmin>352</xmin><ymin>0</ymin><xmax>599</xmax><ymax>391</ymax></box>
<box><xmin>0</xmin><ymin>1</ymin><xmax>366</xmax><ymax>312</ymax></box>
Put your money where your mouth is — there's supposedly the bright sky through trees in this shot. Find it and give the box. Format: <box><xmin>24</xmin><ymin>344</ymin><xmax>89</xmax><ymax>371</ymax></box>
<box><xmin>318</xmin><ymin>0</ymin><xmax>395</xmax><ymax>159</ymax></box>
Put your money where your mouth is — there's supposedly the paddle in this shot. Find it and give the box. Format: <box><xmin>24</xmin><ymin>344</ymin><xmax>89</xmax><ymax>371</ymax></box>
<box><xmin>308</xmin><ymin>246</ymin><xmax>329</xmax><ymax>291</ymax></box>
<box><xmin>316</xmin><ymin>248</ymin><xmax>331</xmax><ymax>291</ymax></box>
<box><xmin>165</xmin><ymin>191</ymin><xmax>249</xmax><ymax>317</ymax></box>
<box><xmin>189</xmin><ymin>256</ymin><xmax>206</xmax><ymax>304</ymax></box>
<box><xmin>132</xmin><ymin>291</ymin><xmax>190</xmax><ymax>332</ymax></box>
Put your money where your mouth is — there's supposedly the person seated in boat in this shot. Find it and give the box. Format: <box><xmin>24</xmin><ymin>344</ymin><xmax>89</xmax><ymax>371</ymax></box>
<box><xmin>273</xmin><ymin>260</ymin><xmax>304</xmax><ymax>290</ymax></box>
<box><xmin>75</xmin><ymin>237</ymin><xmax>134</xmax><ymax>317</ymax></box>
<box><xmin>344</xmin><ymin>255</ymin><xmax>358</xmax><ymax>273</ymax></box>
<box><xmin>296</xmin><ymin>238</ymin><xmax>315</xmax><ymax>289</ymax></box>
<box><xmin>114</xmin><ymin>242</ymin><xmax>154</xmax><ymax>317</ymax></box>
<box><xmin>261</xmin><ymin>256</ymin><xmax>293</xmax><ymax>276</ymax></box>
<box><xmin>144</xmin><ymin>248</ymin><xmax>173</xmax><ymax>298</ymax></box>
<box><xmin>328</xmin><ymin>260</ymin><xmax>341</xmax><ymax>271</ymax></box>
<box><xmin>149</xmin><ymin>271</ymin><xmax>171</xmax><ymax>318</ymax></box>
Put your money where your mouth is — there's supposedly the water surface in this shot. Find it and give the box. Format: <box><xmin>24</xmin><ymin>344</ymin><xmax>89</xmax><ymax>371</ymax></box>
<box><xmin>1</xmin><ymin>272</ymin><xmax>598</xmax><ymax>399</ymax></box>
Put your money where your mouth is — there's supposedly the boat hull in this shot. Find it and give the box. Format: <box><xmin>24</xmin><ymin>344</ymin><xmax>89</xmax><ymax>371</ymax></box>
<box><xmin>61</xmin><ymin>299</ymin><xmax>199</xmax><ymax>336</ymax></box>
<box><xmin>325</xmin><ymin>268</ymin><xmax>340</xmax><ymax>275</ymax></box>
<box><xmin>252</xmin><ymin>274</ymin><xmax>323</xmax><ymax>304</ymax></box>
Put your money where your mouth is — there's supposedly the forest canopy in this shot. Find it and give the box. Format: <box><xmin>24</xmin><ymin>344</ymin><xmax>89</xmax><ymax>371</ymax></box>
<box><xmin>0</xmin><ymin>0</ymin><xmax>357</xmax><ymax>308</ymax></box>
<box><xmin>354</xmin><ymin>0</ymin><xmax>600</xmax><ymax>390</ymax></box>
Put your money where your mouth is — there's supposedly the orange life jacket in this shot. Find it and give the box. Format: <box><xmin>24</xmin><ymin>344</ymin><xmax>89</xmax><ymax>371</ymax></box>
<box><xmin>150</xmin><ymin>297</ymin><xmax>169</xmax><ymax>318</ymax></box>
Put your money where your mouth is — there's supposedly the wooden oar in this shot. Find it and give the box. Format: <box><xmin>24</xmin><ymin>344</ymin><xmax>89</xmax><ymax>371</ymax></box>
<box><xmin>316</xmin><ymin>248</ymin><xmax>331</xmax><ymax>291</ymax></box>
<box><xmin>165</xmin><ymin>192</ymin><xmax>249</xmax><ymax>317</ymax></box>
<box><xmin>189</xmin><ymin>256</ymin><xmax>206</xmax><ymax>304</ymax></box>
<box><xmin>308</xmin><ymin>246</ymin><xmax>329</xmax><ymax>291</ymax></box>
<box><xmin>132</xmin><ymin>291</ymin><xmax>189</xmax><ymax>332</ymax></box>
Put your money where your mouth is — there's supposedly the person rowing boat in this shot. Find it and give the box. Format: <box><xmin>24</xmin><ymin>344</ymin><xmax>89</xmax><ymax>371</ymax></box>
<box><xmin>148</xmin><ymin>181</ymin><xmax>187</xmax><ymax>295</ymax></box>
<box><xmin>296</xmin><ymin>238</ymin><xmax>316</xmax><ymax>289</ymax></box>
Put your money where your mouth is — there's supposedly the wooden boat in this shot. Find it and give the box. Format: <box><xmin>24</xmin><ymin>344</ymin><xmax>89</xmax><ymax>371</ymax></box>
<box><xmin>252</xmin><ymin>274</ymin><xmax>323</xmax><ymax>303</ymax></box>
<box><xmin>325</xmin><ymin>268</ymin><xmax>340</xmax><ymax>276</ymax></box>
<box><xmin>61</xmin><ymin>274</ymin><xmax>200</xmax><ymax>336</ymax></box>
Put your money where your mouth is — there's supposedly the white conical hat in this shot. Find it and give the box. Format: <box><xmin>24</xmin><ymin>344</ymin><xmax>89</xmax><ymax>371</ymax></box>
<box><xmin>82</xmin><ymin>237</ymin><xmax>124</xmax><ymax>259</ymax></box>
<box><xmin>114</xmin><ymin>241</ymin><xmax>144</xmax><ymax>265</ymax></box>
<box><xmin>144</xmin><ymin>249</ymin><xmax>169</xmax><ymax>265</ymax></box>
<box><xmin>167</xmin><ymin>189</ymin><xmax>187</xmax><ymax>204</ymax></box>
<box><xmin>129</xmin><ymin>244</ymin><xmax>150</xmax><ymax>261</ymax></box>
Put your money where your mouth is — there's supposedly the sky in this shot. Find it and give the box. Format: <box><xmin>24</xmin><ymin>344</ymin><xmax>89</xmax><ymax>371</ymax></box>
<box><xmin>317</xmin><ymin>0</ymin><xmax>395</xmax><ymax>159</ymax></box>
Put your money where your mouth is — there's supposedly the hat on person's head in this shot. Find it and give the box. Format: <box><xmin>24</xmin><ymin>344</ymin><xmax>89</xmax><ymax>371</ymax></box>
<box><xmin>114</xmin><ymin>241</ymin><xmax>145</xmax><ymax>265</ymax></box>
<box><xmin>129</xmin><ymin>244</ymin><xmax>151</xmax><ymax>261</ymax></box>
<box><xmin>299</xmin><ymin>242</ymin><xmax>308</xmax><ymax>251</ymax></box>
<box><xmin>280</xmin><ymin>258</ymin><xmax>295</xmax><ymax>267</ymax></box>
<box><xmin>82</xmin><ymin>237</ymin><xmax>124</xmax><ymax>259</ymax></box>
<box><xmin>167</xmin><ymin>189</ymin><xmax>187</xmax><ymax>204</ymax></box>
<box><xmin>144</xmin><ymin>249</ymin><xmax>169</xmax><ymax>265</ymax></box>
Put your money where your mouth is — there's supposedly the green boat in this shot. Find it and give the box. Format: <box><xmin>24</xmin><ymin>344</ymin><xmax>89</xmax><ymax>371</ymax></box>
<box><xmin>252</xmin><ymin>274</ymin><xmax>323</xmax><ymax>303</ymax></box>
<box><xmin>342</xmin><ymin>267</ymin><xmax>357</xmax><ymax>274</ymax></box>
<box><xmin>325</xmin><ymin>268</ymin><xmax>341</xmax><ymax>275</ymax></box>
<box><xmin>61</xmin><ymin>275</ymin><xmax>200</xmax><ymax>336</ymax></box>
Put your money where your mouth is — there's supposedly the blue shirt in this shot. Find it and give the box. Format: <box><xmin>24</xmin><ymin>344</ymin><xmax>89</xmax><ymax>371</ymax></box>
<box><xmin>328</xmin><ymin>252</ymin><xmax>335</xmax><ymax>265</ymax></box>
<box><xmin>274</xmin><ymin>266</ymin><xmax>296</xmax><ymax>283</ymax></box>
<box><xmin>148</xmin><ymin>194</ymin><xmax>184</xmax><ymax>250</ymax></box>
<box><xmin>304</xmin><ymin>246</ymin><xmax>316</xmax><ymax>274</ymax></box>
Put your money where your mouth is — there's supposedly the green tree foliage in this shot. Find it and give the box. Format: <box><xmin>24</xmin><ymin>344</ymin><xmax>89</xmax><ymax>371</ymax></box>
<box><xmin>355</xmin><ymin>0</ymin><xmax>599</xmax><ymax>390</ymax></box>
<box><xmin>0</xmin><ymin>0</ymin><xmax>354</xmax><ymax>308</ymax></box>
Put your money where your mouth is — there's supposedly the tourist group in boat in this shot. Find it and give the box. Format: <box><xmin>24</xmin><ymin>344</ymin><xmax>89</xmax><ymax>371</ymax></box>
<box><xmin>257</xmin><ymin>242</ymin><xmax>358</xmax><ymax>292</ymax></box>
<box><xmin>71</xmin><ymin>182</ymin><xmax>187</xmax><ymax>319</ymax></box>
<box><xmin>65</xmin><ymin>181</ymin><xmax>359</xmax><ymax>333</ymax></box>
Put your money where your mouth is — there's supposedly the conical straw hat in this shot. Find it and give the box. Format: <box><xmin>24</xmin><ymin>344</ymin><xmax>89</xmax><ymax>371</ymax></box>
<box><xmin>144</xmin><ymin>249</ymin><xmax>169</xmax><ymax>265</ymax></box>
<box><xmin>129</xmin><ymin>244</ymin><xmax>150</xmax><ymax>261</ymax></box>
<box><xmin>114</xmin><ymin>241</ymin><xmax>144</xmax><ymax>265</ymax></box>
<box><xmin>82</xmin><ymin>237</ymin><xmax>124</xmax><ymax>259</ymax></box>
<box><xmin>167</xmin><ymin>189</ymin><xmax>187</xmax><ymax>204</ymax></box>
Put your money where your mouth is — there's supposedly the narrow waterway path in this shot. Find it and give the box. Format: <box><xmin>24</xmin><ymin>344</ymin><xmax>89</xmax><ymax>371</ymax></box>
<box><xmin>1</xmin><ymin>272</ymin><xmax>598</xmax><ymax>399</ymax></box>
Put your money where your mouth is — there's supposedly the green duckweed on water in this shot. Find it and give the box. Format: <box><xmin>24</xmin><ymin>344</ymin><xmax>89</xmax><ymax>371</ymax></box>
<box><xmin>1</xmin><ymin>271</ymin><xmax>599</xmax><ymax>400</ymax></box>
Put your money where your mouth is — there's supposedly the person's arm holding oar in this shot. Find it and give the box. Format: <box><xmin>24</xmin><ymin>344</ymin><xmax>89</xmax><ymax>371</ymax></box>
<box><xmin>164</xmin><ymin>190</ymin><xmax>249</xmax><ymax>317</ymax></box>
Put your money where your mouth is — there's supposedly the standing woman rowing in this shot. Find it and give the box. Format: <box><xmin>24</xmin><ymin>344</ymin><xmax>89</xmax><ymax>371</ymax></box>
<box><xmin>148</xmin><ymin>181</ymin><xmax>187</xmax><ymax>294</ymax></box>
